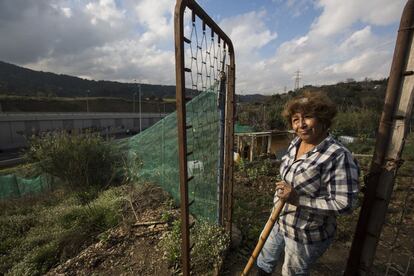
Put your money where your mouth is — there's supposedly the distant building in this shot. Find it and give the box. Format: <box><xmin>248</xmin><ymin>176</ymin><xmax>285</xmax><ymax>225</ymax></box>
<box><xmin>235</xmin><ymin>130</ymin><xmax>294</xmax><ymax>161</ymax></box>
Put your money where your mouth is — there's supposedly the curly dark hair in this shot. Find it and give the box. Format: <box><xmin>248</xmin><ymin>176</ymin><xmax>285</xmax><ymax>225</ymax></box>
<box><xmin>282</xmin><ymin>91</ymin><xmax>337</xmax><ymax>129</ymax></box>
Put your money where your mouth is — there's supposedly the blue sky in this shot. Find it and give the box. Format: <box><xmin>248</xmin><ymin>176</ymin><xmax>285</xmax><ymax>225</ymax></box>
<box><xmin>0</xmin><ymin>0</ymin><xmax>407</xmax><ymax>95</ymax></box>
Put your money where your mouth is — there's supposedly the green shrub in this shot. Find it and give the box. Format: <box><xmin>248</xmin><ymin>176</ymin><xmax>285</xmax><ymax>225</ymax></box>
<box><xmin>160</xmin><ymin>219</ymin><xmax>230</xmax><ymax>274</ymax></box>
<box><xmin>24</xmin><ymin>131</ymin><xmax>121</xmax><ymax>202</ymax></box>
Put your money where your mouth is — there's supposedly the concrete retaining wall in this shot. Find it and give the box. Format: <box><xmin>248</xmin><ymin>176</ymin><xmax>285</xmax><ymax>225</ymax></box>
<box><xmin>0</xmin><ymin>112</ymin><xmax>167</xmax><ymax>150</ymax></box>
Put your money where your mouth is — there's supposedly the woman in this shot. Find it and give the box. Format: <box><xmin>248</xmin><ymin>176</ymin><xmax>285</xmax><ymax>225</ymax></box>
<box><xmin>256</xmin><ymin>92</ymin><xmax>359</xmax><ymax>275</ymax></box>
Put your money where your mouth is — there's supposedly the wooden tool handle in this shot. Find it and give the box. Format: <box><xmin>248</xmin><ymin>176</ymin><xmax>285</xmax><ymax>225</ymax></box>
<box><xmin>241</xmin><ymin>199</ymin><xmax>286</xmax><ymax>276</ymax></box>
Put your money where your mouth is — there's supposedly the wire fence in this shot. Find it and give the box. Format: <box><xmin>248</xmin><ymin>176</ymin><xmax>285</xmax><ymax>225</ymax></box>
<box><xmin>372</xmin><ymin>159</ymin><xmax>414</xmax><ymax>275</ymax></box>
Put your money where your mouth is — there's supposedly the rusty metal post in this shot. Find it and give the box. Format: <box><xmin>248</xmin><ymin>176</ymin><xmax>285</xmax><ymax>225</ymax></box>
<box><xmin>223</xmin><ymin>59</ymin><xmax>235</xmax><ymax>233</ymax></box>
<box><xmin>217</xmin><ymin>70</ymin><xmax>226</xmax><ymax>224</ymax></box>
<box><xmin>174</xmin><ymin>1</ymin><xmax>191</xmax><ymax>275</ymax></box>
<box><xmin>345</xmin><ymin>1</ymin><xmax>414</xmax><ymax>274</ymax></box>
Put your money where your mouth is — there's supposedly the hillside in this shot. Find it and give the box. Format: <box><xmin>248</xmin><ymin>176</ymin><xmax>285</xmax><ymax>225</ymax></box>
<box><xmin>0</xmin><ymin>61</ymin><xmax>197</xmax><ymax>100</ymax></box>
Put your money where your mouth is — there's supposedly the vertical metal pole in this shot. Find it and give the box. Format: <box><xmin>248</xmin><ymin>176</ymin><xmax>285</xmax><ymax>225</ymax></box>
<box><xmin>250</xmin><ymin>136</ymin><xmax>255</xmax><ymax>162</ymax></box>
<box><xmin>174</xmin><ymin>1</ymin><xmax>190</xmax><ymax>275</ymax></box>
<box><xmin>139</xmin><ymin>84</ymin><xmax>142</xmax><ymax>132</ymax></box>
<box><xmin>162</xmin><ymin>103</ymin><xmax>165</xmax><ymax>187</ymax></box>
<box><xmin>217</xmin><ymin>71</ymin><xmax>226</xmax><ymax>224</ymax></box>
<box><xmin>86</xmin><ymin>90</ymin><xmax>90</xmax><ymax>113</ymax></box>
<box><xmin>346</xmin><ymin>1</ymin><xmax>414</xmax><ymax>274</ymax></box>
<box><xmin>133</xmin><ymin>92</ymin><xmax>136</xmax><ymax>113</ymax></box>
<box><xmin>223</xmin><ymin>56</ymin><xmax>235</xmax><ymax>234</ymax></box>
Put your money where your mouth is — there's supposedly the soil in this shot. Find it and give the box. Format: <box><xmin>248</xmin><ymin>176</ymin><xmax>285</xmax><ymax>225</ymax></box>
<box><xmin>47</xmin><ymin>184</ymin><xmax>178</xmax><ymax>276</ymax></box>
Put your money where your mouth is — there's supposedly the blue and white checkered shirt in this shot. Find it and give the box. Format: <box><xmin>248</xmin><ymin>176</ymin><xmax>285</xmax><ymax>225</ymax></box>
<box><xmin>275</xmin><ymin>135</ymin><xmax>359</xmax><ymax>244</ymax></box>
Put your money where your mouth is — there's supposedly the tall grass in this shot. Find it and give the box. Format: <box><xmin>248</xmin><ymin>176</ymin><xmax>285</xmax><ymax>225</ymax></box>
<box><xmin>0</xmin><ymin>186</ymin><xmax>125</xmax><ymax>275</ymax></box>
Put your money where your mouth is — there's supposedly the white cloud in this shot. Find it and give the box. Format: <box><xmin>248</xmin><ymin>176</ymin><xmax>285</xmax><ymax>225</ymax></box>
<box><xmin>286</xmin><ymin>0</ymin><xmax>313</xmax><ymax>17</ymax></box>
<box><xmin>135</xmin><ymin>0</ymin><xmax>175</xmax><ymax>44</ymax></box>
<box><xmin>321</xmin><ymin>50</ymin><xmax>391</xmax><ymax>81</ymax></box>
<box><xmin>311</xmin><ymin>0</ymin><xmax>405</xmax><ymax>37</ymax></box>
<box><xmin>61</xmin><ymin>7</ymin><xmax>72</xmax><ymax>18</ymax></box>
<box><xmin>215</xmin><ymin>10</ymin><xmax>278</xmax><ymax>93</ymax></box>
<box><xmin>339</xmin><ymin>26</ymin><xmax>374</xmax><ymax>52</ymax></box>
<box><xmin>0</xmin><ymin>0</ymin><xmax>175</xmax><ymax>86</ymax></box>
<box><xmin>220</xmin><ymin>11</ymin><xmax>277</xmax><ymax>55</ymax></box>
<box><xmin>85</xmin><ymin>0</ymin><xmax>125</xmax><ymax>26</ymax></box>
<box><xmin>27</xmin><ymin>39</ymin><xmax>175</xmax><ymax>84</ymax></box>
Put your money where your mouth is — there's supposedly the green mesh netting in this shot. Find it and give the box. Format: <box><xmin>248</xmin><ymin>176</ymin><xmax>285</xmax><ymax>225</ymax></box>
<box><xmin>0</xmin><ymin>88</ymin><xmax>221</xmax><ymax>222</ymax></box>
<box><xmin>235</xmin><ymin>123</ymin><xmax>255</xmax><ymax>133</ymax></box>
<box><xmin>118</xmin><ymin>88</ymin><xmax>220</xmax><ymax>221</ymax></box>
<box><xmin>0</xmin><ymin>174</ymin><xmax>53</xmax><ymax>199</ymax></box>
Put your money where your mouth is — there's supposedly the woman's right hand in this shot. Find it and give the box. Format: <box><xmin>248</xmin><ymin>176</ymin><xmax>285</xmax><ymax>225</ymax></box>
<box><xmin>275</xmin><ymin>181</ymin><xmax>299</xmax><ymax>205</ymax></box>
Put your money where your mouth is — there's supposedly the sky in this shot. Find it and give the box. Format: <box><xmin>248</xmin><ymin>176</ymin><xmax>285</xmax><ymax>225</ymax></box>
<box><xmin>0</xmin><ymin>0</ymin><xmax>407</xmax><ymax>95</ymax></box>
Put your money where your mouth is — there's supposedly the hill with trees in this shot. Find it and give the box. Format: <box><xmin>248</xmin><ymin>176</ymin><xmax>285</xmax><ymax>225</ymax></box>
<box><xmin>0</xmin><ymin>60</ymin><xmax>197</xmax><ymax>100</ymax></box>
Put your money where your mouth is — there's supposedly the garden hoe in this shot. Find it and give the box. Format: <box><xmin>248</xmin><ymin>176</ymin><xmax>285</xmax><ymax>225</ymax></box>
<box><xmin>241</xmin><ymin>198</ymin><xmax>286</xmax><ymax>275</ymax></box>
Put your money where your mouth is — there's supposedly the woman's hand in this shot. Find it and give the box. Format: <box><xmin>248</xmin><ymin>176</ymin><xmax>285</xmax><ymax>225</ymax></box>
<box><xmin>276</xmin><ymin>181</ymin><xmax>299</xmax><ymax>205</ymax></box>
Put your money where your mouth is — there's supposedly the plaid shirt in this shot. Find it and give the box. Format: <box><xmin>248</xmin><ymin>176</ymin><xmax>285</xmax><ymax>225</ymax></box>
<box><xmin>275</xmin><ymin>135</ymin><xmax>359</xmax><ymax>244</ymax></box>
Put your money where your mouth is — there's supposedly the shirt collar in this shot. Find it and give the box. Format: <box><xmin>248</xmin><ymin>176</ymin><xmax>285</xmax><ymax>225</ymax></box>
<box><xmin>289</xmin><ymin>134</ymin><xmax>334</xmax><ymax>157</ymax></box>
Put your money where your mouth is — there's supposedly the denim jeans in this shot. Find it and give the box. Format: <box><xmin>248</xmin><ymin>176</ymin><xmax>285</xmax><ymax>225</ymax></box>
<box><xmin>256</xmin><ymin>224</ymin><xmax>332</xmax><ymax>275</ymax></box>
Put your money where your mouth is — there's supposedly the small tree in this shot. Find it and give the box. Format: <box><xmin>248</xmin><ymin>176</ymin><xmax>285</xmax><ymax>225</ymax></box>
<box><xmin>25</xmin><ymin>131</ymin><xmax>121</xmax><ymax>203</ymax></box>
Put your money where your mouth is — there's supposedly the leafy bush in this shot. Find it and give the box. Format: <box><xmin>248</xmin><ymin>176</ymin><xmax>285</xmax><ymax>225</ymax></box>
<box><xmin>24</xmin><ymin>131</ymin><xmax>121</xmax><ymax>202</ymax></box>
<box><xmin>160</xmin><ymin>219</ymin><xmax>230</xmax><ymax>274</ymax></box>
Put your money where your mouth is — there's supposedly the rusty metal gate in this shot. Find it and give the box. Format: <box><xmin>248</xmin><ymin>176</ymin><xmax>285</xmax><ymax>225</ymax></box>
<box><xmin>174</xmin><ymin>0</ymin><xmax>235</xmax><ymax>274</ymax></box>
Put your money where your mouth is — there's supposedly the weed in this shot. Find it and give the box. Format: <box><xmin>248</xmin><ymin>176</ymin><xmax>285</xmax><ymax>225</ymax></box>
<box><xmin>191</xmin><ymin>220</ymin><xmax>230</xmax><ymax>273</ymax></box>
<box><xmin>235</xmin><ymin>158</ymin><xmax>248</xmax><ymax>173</ymax></box>
<box><xmin>161</xmin><ymin>211</ymin><xmax>173</xmax><ymax>223</ymax></box>
<box><xmin>246</xmin><ymin>167</ymin><xmax>259</xmax><ymax>180</ymax></box>
<box><xmin>160</xmin><ymin>219</ymin><xmax>230</xmax><ymax>274</ymax></box>
<box><xmin>160</xmin><ymin>219</ymin><xmax>182</xmax><ymax>265</ymax></box>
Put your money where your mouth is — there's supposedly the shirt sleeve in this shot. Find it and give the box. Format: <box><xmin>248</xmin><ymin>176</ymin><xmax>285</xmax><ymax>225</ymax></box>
<box><xmin>297</xmin><ymin>151</ymin><xmax>360</xmax><ymax>215</ymax></box>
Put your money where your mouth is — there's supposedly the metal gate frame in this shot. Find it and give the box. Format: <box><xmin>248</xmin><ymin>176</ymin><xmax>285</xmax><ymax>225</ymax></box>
<box><xmin>346</xmin><ymin>1</ymin><xmax>414</xmax><ymax>274</ymax></box>
<box><xmin>174</xmin><ymin>0</ymin><xmax>235</xmax><ymax>274</ymax></box>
